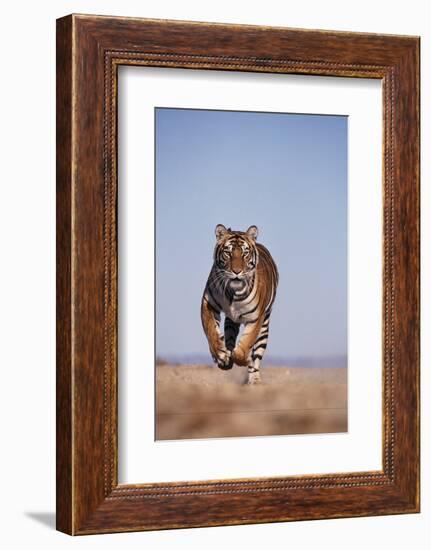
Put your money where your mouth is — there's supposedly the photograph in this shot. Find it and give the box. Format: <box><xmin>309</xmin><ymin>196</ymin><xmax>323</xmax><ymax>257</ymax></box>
<box><xmin>155</xmin><ymin>107</ymin><xmax>348</xmax><ymax>440</ymax></box>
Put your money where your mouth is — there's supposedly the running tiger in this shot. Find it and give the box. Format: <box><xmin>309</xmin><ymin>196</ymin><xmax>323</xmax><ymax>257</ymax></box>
<box><xmin>201</xmin><ymin>224</ymin><xmax>279</xmax><ymax>384</ymax></box>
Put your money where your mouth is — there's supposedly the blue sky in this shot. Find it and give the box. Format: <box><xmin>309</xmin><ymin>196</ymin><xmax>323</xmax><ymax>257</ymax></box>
<box><xmin>155</xmin><ymin>108</ymin><xmax>347</xmax><ymax>361</ymax></box>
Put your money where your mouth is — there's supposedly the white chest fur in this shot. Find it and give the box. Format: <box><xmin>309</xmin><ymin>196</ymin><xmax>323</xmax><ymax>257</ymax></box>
<box><xmin>219</xmin><ymin>283</ymin><xmax>259</xmax><ymax>324</ymax></box>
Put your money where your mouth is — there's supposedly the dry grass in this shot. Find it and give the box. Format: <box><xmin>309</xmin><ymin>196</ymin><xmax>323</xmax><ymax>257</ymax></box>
<box><xmin>156</xmin><ymin>364</ymin><xmax>347</xmax><ymax>440</ymax></box>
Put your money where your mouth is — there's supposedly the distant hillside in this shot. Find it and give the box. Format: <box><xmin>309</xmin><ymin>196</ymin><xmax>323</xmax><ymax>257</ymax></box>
<box><xmin>156</xmin><ymin>354</ymin><xmax>347</xmax><ymax>368</ymax></box>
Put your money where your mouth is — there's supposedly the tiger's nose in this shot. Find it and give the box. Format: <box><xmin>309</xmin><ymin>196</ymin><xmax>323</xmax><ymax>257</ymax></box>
<box><xmin>232</xmin><ymin>266</ymin><xmax>242</xmax><ymax>275</ymax></box>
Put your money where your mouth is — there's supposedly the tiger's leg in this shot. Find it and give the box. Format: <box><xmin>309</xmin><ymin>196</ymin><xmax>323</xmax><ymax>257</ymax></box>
<box><xmin>201</xmin><ymin>294</ymin><xmax>232</xmax><ymax>370</ymax></box>
<box><xmin>247</xmin><ymin>359</ymin><xmax>261</xmax><ymax>385</ymax></box>
<box><xmin>232</xmin><ymin>317</ymin><xmax>264</xmax><ymax>368</ymax></box>
<box><xmin>224</xmin><ymin>317</ymin><xmax>240</xmax><ymax>352</ymax></box>
<box><xmin>248</xmin><ymin>315</ymin><xmax>271</xmax><ymax>385</ymax></box>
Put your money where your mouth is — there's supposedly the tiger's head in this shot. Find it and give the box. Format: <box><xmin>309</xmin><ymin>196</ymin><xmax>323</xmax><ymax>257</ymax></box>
<box><xmin>213</xmin><ymin>224</ymin><xmax>259</xmax><ymax>292</ymax></box>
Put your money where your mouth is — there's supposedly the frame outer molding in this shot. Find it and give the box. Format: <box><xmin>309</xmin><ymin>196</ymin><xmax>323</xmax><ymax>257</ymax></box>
<box><xmin>56</xmin><ymin>14</ymin><xmax>420</xmax><ymax>535</ymax></box>
<box><xmin>56</xmin><ymin>15</ymin><xmax>73</xmax><ymax>535</ymax></box>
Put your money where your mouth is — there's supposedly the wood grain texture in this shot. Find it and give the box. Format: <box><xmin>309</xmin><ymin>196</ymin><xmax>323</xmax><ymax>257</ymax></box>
<box><xmin>56</xmin><ymin>15</ymin><xmax>73</xmax><ymax>535</ymax></box>
<box><xmin>56</xmin><ymin>14</ymin><xmax>420</xmax><ymax>535</ymax></box>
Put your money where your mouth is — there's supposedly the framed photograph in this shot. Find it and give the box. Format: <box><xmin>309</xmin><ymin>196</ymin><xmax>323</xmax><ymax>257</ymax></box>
<box><xmin>56</xmin><ymin>14</ymin><xmax>420</xmax><ymax>535</ymax></box>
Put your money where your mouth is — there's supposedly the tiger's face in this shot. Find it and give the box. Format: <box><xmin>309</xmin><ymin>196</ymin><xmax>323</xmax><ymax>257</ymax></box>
<box><xmin>214</xmin><ymin>224</ymin><xmax>259</xmax><ymax>291</ymax></box>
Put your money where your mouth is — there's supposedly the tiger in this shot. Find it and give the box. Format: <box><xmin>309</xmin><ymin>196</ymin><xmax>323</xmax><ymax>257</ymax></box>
<box><xmin>201</xmin><ymin>224</ymin><xmax>279</xmax><ymax>384</ymax></box>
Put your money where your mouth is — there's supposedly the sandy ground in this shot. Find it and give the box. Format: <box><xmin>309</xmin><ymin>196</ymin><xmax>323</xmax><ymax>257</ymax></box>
<box><xmin>156</xmin><ymin>364</ymin><xmax>347</xmax><ymax>440</ymax></box>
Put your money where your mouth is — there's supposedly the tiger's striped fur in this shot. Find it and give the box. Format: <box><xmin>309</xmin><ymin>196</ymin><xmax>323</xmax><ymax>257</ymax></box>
<box><xmin>201</xmin><ymin>224</ymin><xmax>279</xmax><ymax>384</ymax></box>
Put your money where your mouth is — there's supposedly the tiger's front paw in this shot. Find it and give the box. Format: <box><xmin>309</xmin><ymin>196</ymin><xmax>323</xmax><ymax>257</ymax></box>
<box><xmin>214</xmin><ymin>348</ymin><xmax>233</xmax><ymax>370</ymax></box>
<box><xmin>232</xmin><ymin>345</ymin><xmax>250</xmax><ymax>367</ymax></box>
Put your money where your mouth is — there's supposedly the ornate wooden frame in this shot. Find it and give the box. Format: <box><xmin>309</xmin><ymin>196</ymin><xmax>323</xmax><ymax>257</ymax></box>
<box><xmin>56</xmin><ymin>14</ymin><xmax>420</xmax><ymax>535</ymax></box>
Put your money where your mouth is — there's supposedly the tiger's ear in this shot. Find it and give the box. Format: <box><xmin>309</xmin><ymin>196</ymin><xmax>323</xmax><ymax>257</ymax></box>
<box><xmin>246</xmin><ymin>225</ymin><xmax>259</xmax><ymax>241</ymax></box>
<box><xmin>215</xmin><ymin>224</ymin><xmax>228</xmax><ymax>242</ymax></box>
